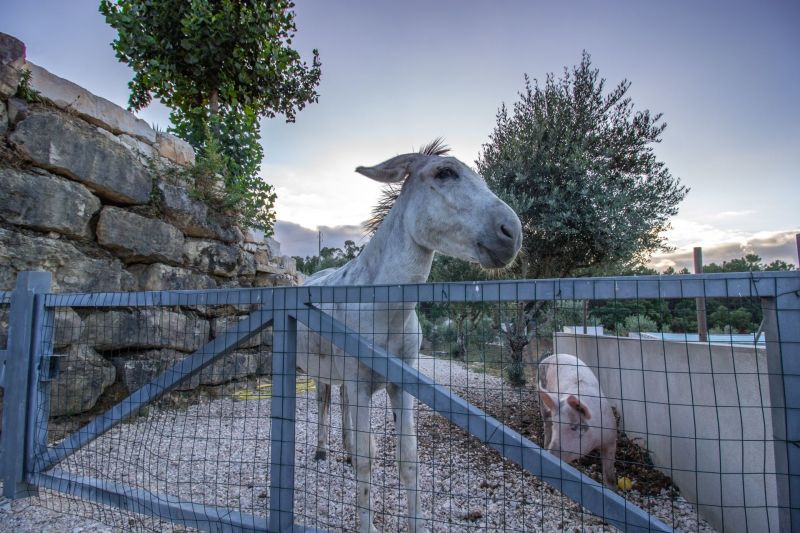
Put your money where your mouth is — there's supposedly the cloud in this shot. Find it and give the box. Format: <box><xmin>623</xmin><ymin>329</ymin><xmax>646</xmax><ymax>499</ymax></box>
<box><xmin>273</xmin><ymin>220</ymin><xmax>369</xmax><ymax>258</ymax></box>
<box><xmin>650</xmin><ymin>229</ymin><xmax>798</xmax><ymax>271</ymax></box>
<box><xmin>706</xmin><ymin>209</ymin><xmax>757</xmax><ymax>220</ymax></box>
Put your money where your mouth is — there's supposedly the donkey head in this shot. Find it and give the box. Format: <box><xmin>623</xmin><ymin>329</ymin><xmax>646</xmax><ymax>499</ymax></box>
<box><xmin>356</xmin><ymin>144</ymin><xmax>522</xmax><ymax>268</ymax></box>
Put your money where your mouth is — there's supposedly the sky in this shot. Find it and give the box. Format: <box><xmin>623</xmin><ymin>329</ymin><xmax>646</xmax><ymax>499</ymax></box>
<box><xmin>3</xmin><ymin>1</ymin><xmax>798</xmax><ymax>268</ymax></box>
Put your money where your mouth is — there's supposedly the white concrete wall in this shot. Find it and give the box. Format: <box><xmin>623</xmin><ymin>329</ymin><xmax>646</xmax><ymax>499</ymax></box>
<box><xmin>554</xmin><ymin>333</ymin><xmax>780</xmax><ymax>533</ymax></box>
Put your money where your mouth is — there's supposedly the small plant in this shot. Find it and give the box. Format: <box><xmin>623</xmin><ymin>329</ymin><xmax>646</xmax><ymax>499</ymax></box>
<box><xmin>14</xmin><ymin>68</ymin><xmax>41</xmax><ymax>103</ymax></box>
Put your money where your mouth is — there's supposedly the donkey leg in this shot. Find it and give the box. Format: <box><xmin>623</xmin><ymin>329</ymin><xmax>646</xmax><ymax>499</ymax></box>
<box><xmin>346</xmin><ymin>381</ymin><xmax>377</xmax><ymax>533</ymax></box>
<box><xmin>387</xmin><ymin>383</ymin><xmax>427</xmax><ymax>533</ymax></box>
<box><xmin>341</xmin><ymin>384</ymin><xmax>354</xmax><ymax>464</ymax></box>
<box><xmin>314</xmin><ymin>381</ymin><xmax>331</xmax><ymax>461</ymax></box>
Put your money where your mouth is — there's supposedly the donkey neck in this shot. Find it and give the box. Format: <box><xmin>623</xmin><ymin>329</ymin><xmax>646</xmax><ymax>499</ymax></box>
<box><xmin>349</xmin><ymin>200</ymin><xmax>434</xmax><ymax>285</ymax></box>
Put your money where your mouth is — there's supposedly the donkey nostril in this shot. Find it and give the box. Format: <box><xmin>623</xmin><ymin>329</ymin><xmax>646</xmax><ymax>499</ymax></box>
<box><xmin>500</xmin><ymin>224</ymin><xmax>513</xmax><ymax>240</ymax></box>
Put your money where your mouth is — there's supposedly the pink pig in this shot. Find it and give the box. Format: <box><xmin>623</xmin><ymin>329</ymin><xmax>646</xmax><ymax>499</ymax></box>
<box><xmin>537</xmin><ymin>353</ymin><xmax>618</xmax><ymax>487</ymax></box>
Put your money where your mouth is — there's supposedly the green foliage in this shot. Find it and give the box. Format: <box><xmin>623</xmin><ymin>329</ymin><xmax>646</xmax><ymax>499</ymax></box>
<box><xmin>15</xmin><ymin>68</ymin><xmax>41</xmax><ymax>103</ymax></box>
<box><xmin>99</xmin><ymin>0</ymin><xmax>321</xmax><ymax>234</ymax></box>
<box><xmin>478</xmin><ymin>51</ymin><xmax>688</xmax><ymax>279</ymax></box>
<box><xmin>99</xmin><ymin>0</ymin><xmax>320</xmax><ymax>120</ymax></box>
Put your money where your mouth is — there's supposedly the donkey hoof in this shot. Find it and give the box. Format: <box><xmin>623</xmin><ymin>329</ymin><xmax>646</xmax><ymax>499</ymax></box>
<box><xmin>313</xmin><ymin>450</ymin><xmax>327</xmax><ymax>461</ymax></box>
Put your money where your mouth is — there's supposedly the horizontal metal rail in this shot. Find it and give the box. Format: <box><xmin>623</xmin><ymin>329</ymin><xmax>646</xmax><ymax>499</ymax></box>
<box><xmin>42</xmin><ymin>272</ymin><xmax>796</xmax><ymax>308</ymax></box>
<box><xmin>30</xmin><ymin>470</ymin><xmax>271</xmax><ymax>533</ymax></box>
<box><xmin>295</xmin><ymin>305</ymin><xmax>673</xmax><ymax>533</ymax></box>
<box><xmin>38</xmin><ymin>307</ymin><xmax>275</xmax><ymax>472</ymax></box>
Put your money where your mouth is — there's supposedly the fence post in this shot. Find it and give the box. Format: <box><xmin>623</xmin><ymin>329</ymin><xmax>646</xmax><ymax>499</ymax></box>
<box><xmin>1</xmin><ymin>271</ymin><xmax>51</xmax><ymax>499</ymax></box>
<box><xmin>268</xmin><ymin>293</ymin><xmax>297</xmax><ymax>533</ymax></box>
<box><xmin>761</xmin><ymin>274</ymin><xmax>800</xmax><ymax>531</ymax></box>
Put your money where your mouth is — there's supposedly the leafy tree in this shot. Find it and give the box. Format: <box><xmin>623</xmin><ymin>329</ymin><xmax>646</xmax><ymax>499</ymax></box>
<box><xmin>477</xmin><ymin>51</ymin><xmax>688</xmax><ymax>381</ymax></box>
<box><xmin>478</xmin><ymin>51</ymin><xmax>688</xmax><ymax>279</ymax></box>
<box><xmin>100</xmin><ymin>0</ymin><xmax>321</xmax><ymax>233</ymax></box>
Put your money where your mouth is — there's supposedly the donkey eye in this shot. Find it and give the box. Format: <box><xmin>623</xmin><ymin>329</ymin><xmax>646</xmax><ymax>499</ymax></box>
<box><xmin>435</xmin><ymin>167</ymin><xmax>459</xmax><ymax>180</ymax></box>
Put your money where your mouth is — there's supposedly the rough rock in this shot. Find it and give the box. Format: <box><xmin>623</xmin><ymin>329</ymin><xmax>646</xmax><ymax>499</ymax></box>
<box><xmin>0</xmin><ymin>227</ymin><xmax>135</xmax><ymax>293</ymax></box>
<box><xmin>0</xmin><ymin>168</ymin><xmax>101</xmax><ymax>238</ymax></box>
<box><xmin>0</xmin><ymin>306</ymin><xmax>8</xmax><ymax>349</ymax></box>
<box><xmin>111</xmin><ymin>349</ymin><xmax>200</xmax><ymax>392</ymax></box>
<box><xmin>156</xmin><ymin>182</ymin><xmax>239</xmax><ymax>242</ymax></box>
<box><xmin>5</xmin><ymin>96</ymin><xmax>28</xmax><ymax>125</ymax></box>
<box><xmin>26</xmin><ymin>62</ymin><xmax>156</xmax><ymax>143</ymax></box>
<box><xmin>156</xmin><ymin>132</ymin><xmax>195</xmax><ymax>166</ymax></box>
<box><xmin>129</xmin><ymin>263</ymin><xmax>217</xmax><ymax>292</ymax></box>
<box><xmin>265</xmin><ymin>237</ymin><xmax>281</xmax><ymax>258</ymax></box>
<box><xmin>119</xmin><ymin>133</ymin><xmax>156</xmax><ymax>160</ymax></box>
<box><xmin>97</xmin><ymin>207</ymin><xmax>184</xmax><ymax>265</ymax></box>
<box><xmin>53</xmin><ymin>307</ymin><xmax>83</xmax><ymax>349</ymax></box>
<box><xmin>9</xmin><ymin>110</ymin><xmax>152</xmax><ymax>204</ymax></box>
<box><xmin>198</xmin><ymin>350</ymin><xmax>271</xmax><ymax>386</ymax></box>
<box><xmin>0</xmin><ymin>100</ymin><xmax>7</xmax><ymax>135</ymax></box>
<box><xmin>211</xmin><ymin>315</ymin><xmax>268</xmax><ymax>349</ymax></box>
<box><xmin>50</xmin><ymin>344</ymin><xmax>115</xmax><ymax>416</ymax></box>
<box><xmin>184</xmin><ymin>238</ymin><xmax>257</xmax><ymax>278</ymax></box>
<box><xmin>278</xmin><ymin>255</ymin><xmax>297</xmax><ymax>276</ymax></box>
<box><xmin>0</xmin><ymin>33</ymin><xmax>25</xmax><ymax>99</ymax></box>
<box><xmin>82</xmin><ymin>309</ymin><xmax>210</xmax><ymax>352</ymax></box>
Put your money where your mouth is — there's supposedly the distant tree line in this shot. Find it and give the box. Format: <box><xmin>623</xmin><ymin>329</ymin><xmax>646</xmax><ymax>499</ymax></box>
<box><xmin>293</xmin><ymin>240</ymin><xmax>363</xmax><ymax>275</ymax></box>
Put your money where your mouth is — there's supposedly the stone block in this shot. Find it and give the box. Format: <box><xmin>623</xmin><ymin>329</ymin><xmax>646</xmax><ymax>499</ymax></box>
<box><xmin>184</xmin><ymin>238</ymin><xmax>257</xmax><ymax>278</ymax></box>
<box><xmin>9</xmin><ymin>110</ymin><xmax>152</xmax><ymax>204</ymax></box>
<box><xmin>82</xmin><ymin>309</ymin><xmax>210</xmax><ymax>352</ymax></box>
<box><xmin>0</xmin><ymin>100</ymin><xmax>7</xmax><ymax>135</ymax></box>
<box><xmin>198</xmin><ymin>350</ymin><xmax>270</xmax><ymax>386</ymax></box>
<box><xmin>50</xmin><ymin>344</ymin><xmax>116</xmax><ymax>416</ymax></box>
<box><xmin>156</xmin><ymin>182</ymin><xmax>239</xmax><ymax>242</ymax></box>
<box><xmin>211</xmin><ymin>316</ymin><xmax>261</xmax><ymax>349</ymax></box>
<box><xmin>0</xmin><ymin>227</ymin><xmax>135</xmax><ymax>293</ymax></box>
<box><xmin>0</xmin><ymin>168</ymin><xmax>101</xmax><ymax>238</ymax></box>
<box><xmin>53</xmin><ymin>307</ymin><xmax>83</xmax><ymax>349</ymax></box>
<box><xmin>5</xmin><ymin>97</ymin><xmax>28</xmax><ymax>125</ymax></box>
<box><xmin>119</xmin><ymin>133</ymin><xmax>156</xmax><ymax>160</ymax></box>
<box><xmin>111</xmin><ymin>349</ymin><xmax>200</xmax><ymax>392</ymax></box>
<box><xmin>265</xmin><ymin>237</ymin><xmax>281</xmax><ymax>258</ymax></box>
<box><xmin>156</xmin><ymin>132</ymin><xmax>195</xmax><ymax>166</ymax></box>
<box><xmin>97</xmin><ymin>207</ymin><xmax>184</xmax><ymax>265</ymax></box>
<box><xmin>0</xmin><ymin>33</ymin><xmax>25</xmax><ymax>99</ymax></box>
<box><xmin>27</xmin><ymin>62</ymin><xmax>156</xmax><ymax>143</ymax></box>
<box><xmin>130</xmin><ymin>263</ymin><xmax>217</xmax><ymax>291</ymax></box>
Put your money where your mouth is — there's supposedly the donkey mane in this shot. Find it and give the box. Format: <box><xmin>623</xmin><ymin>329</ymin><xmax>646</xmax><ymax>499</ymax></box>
<box><xmin>364</xmin><ymin>138</ymin><xmax>451</xmax><ymax>235</ymax></box>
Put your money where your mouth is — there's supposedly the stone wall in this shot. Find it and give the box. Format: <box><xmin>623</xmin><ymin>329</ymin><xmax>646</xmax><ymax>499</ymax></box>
<box><xmin>0</xmin><ymin>33</ymin><xmax>298</xmax><ymax>416</ymax></box>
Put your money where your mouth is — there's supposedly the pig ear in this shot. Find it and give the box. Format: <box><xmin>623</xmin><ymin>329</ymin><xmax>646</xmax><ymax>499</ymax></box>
<box><xmin>539</xmin><ymin>389</ymin><xmax>558</xmax><ymax>413</ymax></box>
<box><xmin>567</xmin><ymin>395</ymin><xmax>592</xmax><ymax>420</ymax></box>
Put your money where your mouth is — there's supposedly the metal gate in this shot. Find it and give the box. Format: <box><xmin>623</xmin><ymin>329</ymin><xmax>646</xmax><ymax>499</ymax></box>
<box><xmin>1</xmin><ymin>270</ymin><xmax>798</xmax><ymax>531</ymax></box>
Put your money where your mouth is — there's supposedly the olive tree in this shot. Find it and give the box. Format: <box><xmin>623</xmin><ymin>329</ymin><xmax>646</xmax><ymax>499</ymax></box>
<box><xmin>477</xmin><ymin>52</ymin><xmax>688</xmax><ymax>384</ymax></box>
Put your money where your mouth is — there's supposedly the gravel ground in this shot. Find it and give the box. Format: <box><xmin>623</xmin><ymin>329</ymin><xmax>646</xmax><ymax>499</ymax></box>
<box><xmin>0</xmin><ymin>356</ymin><xmax>715</xmax><ymax>532</ymax></box>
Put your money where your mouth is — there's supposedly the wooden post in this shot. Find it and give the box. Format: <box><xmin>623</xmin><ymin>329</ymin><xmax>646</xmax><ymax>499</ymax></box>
<box><xmin>694</xmin><ymin>247</ymin><xmax>708</xmax><ymax>342</ymax></box>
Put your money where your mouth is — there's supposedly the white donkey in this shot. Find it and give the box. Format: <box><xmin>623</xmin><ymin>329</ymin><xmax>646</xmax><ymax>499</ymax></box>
<box><xmin>296</xmin><ymin>141</ymin><xmax>522</xmax><ymax>533</ymax></box>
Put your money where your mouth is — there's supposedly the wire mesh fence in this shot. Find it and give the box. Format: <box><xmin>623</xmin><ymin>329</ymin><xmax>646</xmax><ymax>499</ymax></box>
<box><xmin>1</xmin><ymin>272</ymin><xmax>797</xmax><ymax>532</ymax></box>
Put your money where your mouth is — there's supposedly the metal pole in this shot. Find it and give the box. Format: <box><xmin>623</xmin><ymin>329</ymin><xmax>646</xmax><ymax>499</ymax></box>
<box><xmin>268</xmin><ymin>292</ymin><xmax>297</xmax><ymax>533</ymax></box>
<box><xmin>761</xmin><ymin>276</ymin><xmax>800</xmax><ymax>531</ymax></box>
<box><xmin>1</xmin><ymin>271</ymin><xmax>51</xmax><ymax>498</ymax></box>
<box><xmin>693</xmin><ymin>247</ymin><xmax>708</xmax><ymax>342</ymax></box>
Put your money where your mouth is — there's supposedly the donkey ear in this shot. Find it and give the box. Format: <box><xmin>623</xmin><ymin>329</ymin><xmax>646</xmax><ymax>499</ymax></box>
<box><xmin>567</xmin><ymin>395</ymin><xmax>592</xmax><ymax>420</ymax></box>
<box><xmin>355</xmin><ymin>153</ymin><xmax>425</xmax><ymax>183</ymax></box>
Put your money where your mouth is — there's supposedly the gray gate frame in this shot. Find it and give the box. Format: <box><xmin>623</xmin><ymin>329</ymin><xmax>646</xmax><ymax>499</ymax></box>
<box><xmin>1</xmin><ymin>271</ymin><xmax>798</xmax><ymax>532</ymax></box>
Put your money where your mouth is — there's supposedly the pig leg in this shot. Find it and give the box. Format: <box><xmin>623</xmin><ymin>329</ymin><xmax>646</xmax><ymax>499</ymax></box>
<box><xmin>601</xmin><ymin>439</ymin><xmax>617</xmax><ymax>487</ymax></box>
